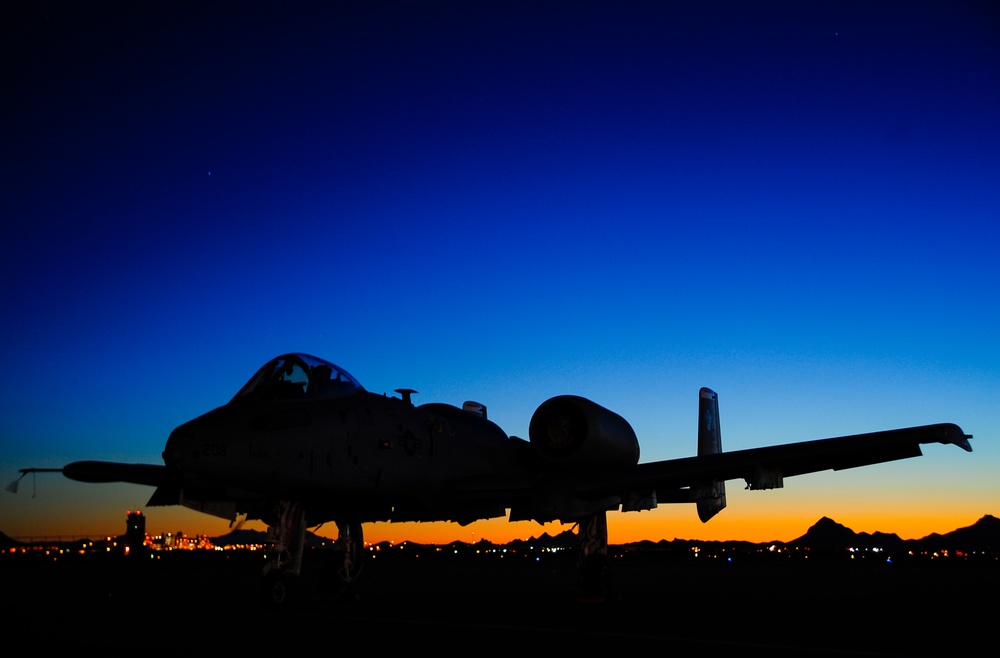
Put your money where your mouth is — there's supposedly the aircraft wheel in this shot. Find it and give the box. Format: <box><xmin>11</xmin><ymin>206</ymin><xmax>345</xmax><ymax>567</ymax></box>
<box><xmin>259</xmin><ymin>571</ymin><xmax>297</xmax><ymax>609</ymax></box>
<box><xmin>579</xmin><ymin>555</ymin><xmax>613</xmax><ymax>599</ymax></box>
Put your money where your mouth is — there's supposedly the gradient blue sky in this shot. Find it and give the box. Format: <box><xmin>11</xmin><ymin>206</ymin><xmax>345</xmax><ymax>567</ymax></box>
<box><xmin>2</xmin><ymin>1</ymin><xmax>997</xmax><ymax>544</ymax></box>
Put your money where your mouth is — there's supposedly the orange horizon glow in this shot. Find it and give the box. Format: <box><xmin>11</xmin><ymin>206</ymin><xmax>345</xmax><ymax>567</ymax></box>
<box><xmin>7</xmin><ymin>505</ymin><xmax>990</xmax><ymax>547</ymax></box>
<box><xmin>5</xmin><ymin>474</ymin><xmax>991</xmax><ymax>545</ymax></box>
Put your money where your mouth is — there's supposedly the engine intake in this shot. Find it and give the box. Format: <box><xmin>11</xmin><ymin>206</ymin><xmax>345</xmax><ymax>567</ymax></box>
<box><xmin>528</xmin><ymin>395</ymin><xmax>639</xmax><ymax>468</ymax></box>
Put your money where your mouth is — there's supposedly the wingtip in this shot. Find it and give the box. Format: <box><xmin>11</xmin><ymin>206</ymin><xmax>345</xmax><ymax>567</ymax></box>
<box><xmin>958</xmin><ymin>434</ymin><xmax>973</xmax><ymax>453</ymax></box>
<box><xmin>944</xmin><ymin>424</ymin><xmax>973</xmax><ymax>452</ymax></box>
<box><xmin>7</xmin><ymin>468</ymin><xmax>63</xmax><ymax>494</ymax></box>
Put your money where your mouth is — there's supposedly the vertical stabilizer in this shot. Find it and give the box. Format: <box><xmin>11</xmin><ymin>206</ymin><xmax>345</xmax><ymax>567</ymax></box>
<box><xmin>696</xmin><ymin>388</ymin><xmax>727</xmax><ymax>522</ymax></box>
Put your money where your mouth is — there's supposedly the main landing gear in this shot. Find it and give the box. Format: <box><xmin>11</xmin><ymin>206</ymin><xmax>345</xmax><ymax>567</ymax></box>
<box><xmin>258</xmin><ymin>500</ymin><xmax>364</xmax><ymax>608</ymax></box>
<box><xmin>577</xmin><ymin>511</ymin><xmax>613</xmax><ymax>599</ymax></box>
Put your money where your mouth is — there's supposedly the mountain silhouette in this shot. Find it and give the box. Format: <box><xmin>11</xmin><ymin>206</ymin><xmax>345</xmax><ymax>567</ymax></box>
<box><xmin>919</xmin><ymin>514</ymin><xmax>1000</xmax><ymax>552</ymax></box>
<box><xmin>785</xmin><ymin>514</ymin><xmax>1000</xmax><ymax>553</ymax></box>
<box><xmin>0</xmin><ymin>530</ymin><xmax>18</xmax><ymax>551</ymax></box>
<box><xmin>509</xmin><ymin>529</ymin><xmax>579</xmax><ymax>550</ymax></box>
<box><xmin>209</xmin><ymin>527</ymin><xmax>332</xmax><ymax>548</ymax></box>
<box><xmin>790</xmin><ymin>516</ymin><xmax>906</xmax><ymax>551</ymax></box>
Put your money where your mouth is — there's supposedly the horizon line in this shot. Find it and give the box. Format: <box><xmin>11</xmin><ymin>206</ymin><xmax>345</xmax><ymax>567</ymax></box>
<box><xmin>5</xmin><ymin>512</ymin><xmax>995</xmax><ymax>546</ymax></box>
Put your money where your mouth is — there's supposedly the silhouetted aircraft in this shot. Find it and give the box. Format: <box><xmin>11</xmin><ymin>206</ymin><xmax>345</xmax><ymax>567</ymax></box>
<box><xmin>10</xmin><ymin>353</ymin><xmax>972</xmax><ymax>604</ymax></box>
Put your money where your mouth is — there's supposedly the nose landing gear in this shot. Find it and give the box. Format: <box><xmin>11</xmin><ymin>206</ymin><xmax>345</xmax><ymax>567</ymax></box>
<box><xmin>258</xmin><ymin>501</ymin><xmax>365</xmax><ymax>608</ymax></box>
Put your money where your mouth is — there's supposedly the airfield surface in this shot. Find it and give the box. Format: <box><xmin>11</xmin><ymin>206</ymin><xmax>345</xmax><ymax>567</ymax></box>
<box><xmin>3</xmin><ymin>549</ymin><xmax>991</xmax><ymax>654</ymax></box>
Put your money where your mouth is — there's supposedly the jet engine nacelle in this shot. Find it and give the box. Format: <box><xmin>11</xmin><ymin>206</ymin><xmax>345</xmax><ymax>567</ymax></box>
<box><xmin>528</xmin><ymin>395</ymin><xmax>639</xmax><ymax>468</ymax></box>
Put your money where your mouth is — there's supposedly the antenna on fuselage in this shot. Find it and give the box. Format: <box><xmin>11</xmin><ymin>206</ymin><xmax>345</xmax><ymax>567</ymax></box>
<box><xmin>395</xmin><ymin>388</ymin><xmax>417</xmax><ymax>405</ymax></box>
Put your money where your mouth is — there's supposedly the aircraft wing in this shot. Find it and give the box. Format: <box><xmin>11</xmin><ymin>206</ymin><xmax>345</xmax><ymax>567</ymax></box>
<box><xmin>8</xmin><ymin>461</ymin><xmax>171</xmax><ymax>502</ymax></box>
<box><xmin>61</xmin><ymin>461</ymin><xmax>169</xmax><ymax>486</ymax></box>
<box><xmin>458</xmin><ymin>422</ymin><xmax>971</xmax><ymax>522</ymax></box>
<box><xmin>12</xmin><ymin>462</ymin><xmax>169</xmax><ymax>488</ymax></box>
<box><xmin>603</xmin><ymin>422</ymin><xmax>971</xmax><ymax>493</ymax></box>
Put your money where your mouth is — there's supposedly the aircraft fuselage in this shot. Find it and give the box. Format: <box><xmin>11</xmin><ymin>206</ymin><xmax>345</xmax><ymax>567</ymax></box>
<box><xmin>163</xmin><ymin>383</ymin><xmax>528</xmax><ymax>527</ymax></box>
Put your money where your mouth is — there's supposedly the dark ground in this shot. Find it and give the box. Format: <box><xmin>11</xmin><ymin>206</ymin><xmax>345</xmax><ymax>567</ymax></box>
<box><xmin>2</xmin><ymin>549</ymin><xmax>992</xmax><ymax>654</ymax></box>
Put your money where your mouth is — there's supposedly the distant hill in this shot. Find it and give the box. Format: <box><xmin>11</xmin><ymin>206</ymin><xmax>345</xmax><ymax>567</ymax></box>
<box><xmin>209</xmin><ymin>527</ymin><xmax>332</xmax><ymax>548</ymax></box>
<box><xmin>509</xmin><ymin>529</ymin><xmax>578</xmax><ymax>550</ymax></box>
<box><xmin>209</xmin><ymin>528</ymin><xmax>268</xmax><ymax>545</ymax></box>
<box><xmin>920</xmin><ymin>514</ymin><xmax>1000</xmax><ymax>552</ymax></box>
<box><xmin>788</xmin><ymin>516</ymin><xmax>907</xmax><ymax>551</ymax></box>
<box><xmin>0</xmin><ymin>530</ymin><xmax>18</xmax><ymax>550</ymax></box>
<box><xmin>786</xmin><ymin>514</ymin><xmax>1000</xmax><ymax>553</ymax></box>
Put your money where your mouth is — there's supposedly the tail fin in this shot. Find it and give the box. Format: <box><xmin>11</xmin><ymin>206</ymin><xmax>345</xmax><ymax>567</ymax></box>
<box><xmin>696</xmin><ymin>387</ymin><xmax>727</xmax><ymax>522</ymax></box>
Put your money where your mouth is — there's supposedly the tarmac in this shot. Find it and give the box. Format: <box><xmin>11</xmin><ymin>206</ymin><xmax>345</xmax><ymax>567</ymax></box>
<box><xmin>2</xmin><ymin>548</ymin><xmax>992</xmax><ymax>654</ymax></box>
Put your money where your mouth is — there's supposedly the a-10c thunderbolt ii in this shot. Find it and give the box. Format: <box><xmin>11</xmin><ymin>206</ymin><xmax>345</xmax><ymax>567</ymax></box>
<box><xmin>11</xmin><ymin>353</ymin><xmax>972</xmax><ymax>605</ymax></box>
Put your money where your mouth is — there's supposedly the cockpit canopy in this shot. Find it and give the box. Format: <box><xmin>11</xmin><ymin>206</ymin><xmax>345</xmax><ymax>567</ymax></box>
<box><xmin>231</xmin><ymin>353</ymin><xmax>364</xmax><ymax>402</ymax></box>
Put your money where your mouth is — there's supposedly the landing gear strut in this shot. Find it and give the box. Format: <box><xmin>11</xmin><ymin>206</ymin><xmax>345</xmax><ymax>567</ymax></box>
<box><xmin>258</xmin><ymin>501</ymin><xmax>366</xmax><ymax>607</ymax></box>
<box><xmin>260</xmin><ymin>500</ymin><xmax>306</xmax><ymax>607</ymax></box>
<box><xmin>334</xmin><ymin>520</ymin><xmax>364</xmax><ymax>593</ymax></box>
<box><xmin>577</xmin><ymin>511</ymin><xmax>612</xmax><ymax>598</ymax></box>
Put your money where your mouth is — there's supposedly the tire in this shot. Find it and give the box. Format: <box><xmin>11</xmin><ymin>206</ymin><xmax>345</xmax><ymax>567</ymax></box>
<box><xmin>259</xmin><ymin>571</ymin><xmax>297</xmax><ymax>608</ymax></box>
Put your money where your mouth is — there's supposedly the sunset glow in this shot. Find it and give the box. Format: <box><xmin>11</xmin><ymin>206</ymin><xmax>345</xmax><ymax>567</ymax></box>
<box><xmin>2</xmin><ymin>2</ymin><xmax>997</xmax><ymax>546</ymax></box>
